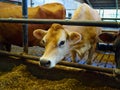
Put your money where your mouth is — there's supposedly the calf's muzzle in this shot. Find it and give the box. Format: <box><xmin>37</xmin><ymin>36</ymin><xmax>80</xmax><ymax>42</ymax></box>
<box><xmin>40</xmin><ymin>59</ymin><xmax>51</xmax><ymax>67</ymax></box>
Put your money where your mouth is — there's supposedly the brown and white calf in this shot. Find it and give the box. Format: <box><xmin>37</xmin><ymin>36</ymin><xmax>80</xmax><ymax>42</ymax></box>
<box><xmin>33</xmin><ymin>3</ymin><xmax>102</xmax><ymax>68</ymax></box>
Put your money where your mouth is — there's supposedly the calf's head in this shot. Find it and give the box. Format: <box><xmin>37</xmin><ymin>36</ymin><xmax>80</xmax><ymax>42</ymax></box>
<box><xmin>33</xmin><ymin>23</ymin><xmax>82</xmax><ymax>68</ymax></box>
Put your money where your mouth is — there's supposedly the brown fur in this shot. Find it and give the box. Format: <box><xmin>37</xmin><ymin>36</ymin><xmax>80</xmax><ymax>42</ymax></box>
<box><xmin>0</xmin><ymin>2</ymin><xmax>66</xmax><ymax>48</ymax></box>
<box><xmin>45</xmin><ymin>24</ymin><xmax>64</xmax><ymax>46</ymax></box>
<box><xmin>65</xmin><ymin>3</ymin><xmax>101</xmax><ymax>64</ymax></box>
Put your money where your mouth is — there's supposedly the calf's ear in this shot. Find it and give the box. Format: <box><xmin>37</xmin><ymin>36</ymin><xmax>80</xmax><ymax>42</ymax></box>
<box><xmin>33</xmin><ymin>29</ymin><xmax>47</xmax><ymax>40</ymax></box>
<box><xmin>69</xmin><ymin>32</ymin><xmax>82</xmax><ymax>45</ymax></box>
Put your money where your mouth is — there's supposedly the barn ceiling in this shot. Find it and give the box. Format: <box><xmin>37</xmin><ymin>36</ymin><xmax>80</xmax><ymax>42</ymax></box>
<box><xmin>76</xmin><ymin>0</ymin><xmax>120</xmax><ymax>9</ymax></box>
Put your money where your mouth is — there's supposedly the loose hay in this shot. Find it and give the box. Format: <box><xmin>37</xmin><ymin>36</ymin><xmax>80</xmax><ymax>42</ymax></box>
<box><xmin>0</xmin><ymin>64</ymin><xmax>81</xmax><ymax>90</ymax></box>
<box><xmin>0</xmin><ymin>57</ymin><xmax>120</xmax><ymax>90</ymax></box>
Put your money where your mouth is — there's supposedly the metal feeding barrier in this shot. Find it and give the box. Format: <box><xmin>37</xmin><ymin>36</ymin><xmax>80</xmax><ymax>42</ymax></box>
<box><xmin>0</xmin><ymin>19</ymin><xmax>120</xmax><ymax>75</ymax></box>
<box><xmin>0</xmin><ymin>50</ymin><xmax>116</xmax><ymax>74</ymax></box>
<box><xmin>0</xmin><ymin>0</ymin><xmax>120</xmax><ymax>76</ymax></box>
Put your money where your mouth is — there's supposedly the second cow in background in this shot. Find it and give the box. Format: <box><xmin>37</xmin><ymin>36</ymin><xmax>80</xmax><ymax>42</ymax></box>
<box><xmin>0</xmin><ymin>2</ymin><xmax>66</xmax><ymax>51</ymax></box>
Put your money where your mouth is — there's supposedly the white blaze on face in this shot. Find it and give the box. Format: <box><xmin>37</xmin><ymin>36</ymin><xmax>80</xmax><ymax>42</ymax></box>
<box><xmin>33</xmin><ymin>23</ymin><xmax>82</xmax><ymax>68</ymax></box>
<box><xmin>40</xmin><ymin>29</ymin><xmax>69</xmax><ymax>68</ymax></box>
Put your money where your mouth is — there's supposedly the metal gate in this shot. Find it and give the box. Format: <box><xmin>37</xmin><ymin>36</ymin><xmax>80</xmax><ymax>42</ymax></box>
<box><xmin>0</xmin><ymin>0</ymin><xmax>120</xmax><ymax>76</ymax></box>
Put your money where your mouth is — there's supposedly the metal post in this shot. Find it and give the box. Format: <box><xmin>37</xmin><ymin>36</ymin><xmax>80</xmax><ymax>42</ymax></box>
<box><xmin>30</xmin><ymin>0</ymin><xmax>33</xmax><ymax>7</ymax></box>
<box><xmin>22</xmin><ymin>0</ymin><xmax>28</xmax><ymax>54</ymax></box>
<box><xmin>114</xmin><ymin>29</ymin><xmax>120</xmax><ymax>76</ymax></box>
<box><xmin>115</xmin><ymin>0</ymin><xmax>118</xmax><ymax>22</ymax></box>
<box><xmin>102</xmin><ymin>9</ymin><xmax>104</xmax><ymax>18</ymax></box>
<box><xmin>98</xmin><ymin>8</ymin><xmax>100</xmax><ymax>16</ymax></box>
<box><xmin>85</xmin><ymin>0</ymin><xmax>93</xmax><ymax>7</ymax></box>
<box><xmin>114</xmin><ymin>33</ymin><xmax>120</xmax><ymax>69</ymax></box>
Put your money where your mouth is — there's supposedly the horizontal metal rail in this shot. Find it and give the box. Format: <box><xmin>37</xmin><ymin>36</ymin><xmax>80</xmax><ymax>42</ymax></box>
<box><xmin>0</xmin><ymin>18</ymin><xmax>120</xmax><ymax>75</ymax></box>
<box><xmin>0</xmin><ymin>18</ymin><xmax>120</xmax><ymax>28</ymax></box>
<box><xmin>102</xmin><ymin>18</ymin><xmax>120</xmax><ymax>21</ymax></box>
<box><xmin>0</xmin><ymin>50</ymin><xmax>117</xmax><ymax>74</ymax></box>
<box><xmin>66</xmin><ymin>17</ymin><xmax>120</xmax><ymax>21</ymax></box>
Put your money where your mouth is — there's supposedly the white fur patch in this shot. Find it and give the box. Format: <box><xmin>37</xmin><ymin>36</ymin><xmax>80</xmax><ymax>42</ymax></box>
<box><xmin>40</xmin><ymin>30</ymin><xmax>69</xmax><ymax>68</ymax></box>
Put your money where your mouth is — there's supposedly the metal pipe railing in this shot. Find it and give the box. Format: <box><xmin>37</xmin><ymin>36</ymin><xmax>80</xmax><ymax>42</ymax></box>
<box><xmin>102</xmin><ymin>18</ymin><xmax>120</xmax><ymax>21</ymax></box>
<box><xmin>0</xmin><ymin>18</ymin><xmax>120</xmax><ymax>28</ymax></box>
<box><xmin>0</xmin><ymin>50</ymin><xmax>115</xmax><ymax>74</ymax></box>
<box><xmin>0</xmin><ymin>18</ymin><xmax>120</xmax><ymax>75</ymax></box>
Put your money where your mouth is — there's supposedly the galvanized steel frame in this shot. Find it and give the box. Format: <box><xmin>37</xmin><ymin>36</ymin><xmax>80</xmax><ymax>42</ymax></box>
<box><xmin>0</xmin><ymin>18</ymin><xmax>120</xmax><ymax>28</ymax></box>
<box><xmin>0</xmin><ymin>18</ymin><xmax>120</xmax><ymax>75</ymax></box>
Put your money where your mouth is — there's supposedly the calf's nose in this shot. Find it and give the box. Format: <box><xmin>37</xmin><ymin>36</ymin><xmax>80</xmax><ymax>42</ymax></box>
<box><xmin>40</xmin><ymin>60</ymin><xmax>51</xmax><ymax>67</ymax></box>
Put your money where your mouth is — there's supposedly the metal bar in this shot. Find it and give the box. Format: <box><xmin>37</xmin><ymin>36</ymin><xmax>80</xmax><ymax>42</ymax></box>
<box><xmin>102</xmin><ymin>9</ymin><xmax>104</xmax><ymax>18</ymax></box>
<box><xmin>0</xmin><ymin>50</ymin><xmax>39</xmax><ymax>61</ymax></box>
<box><xmin>85</xmin><ymin>0</ymin><xmax>93</xmax><ymax>7</ymax></box>
<box><xmin>0</xmin><ymin>18</ymin><xmax>120</xmax><ymax>28</ymax></box>
<box><xmin>0</xmin><ymin>50</ymin><xmax>114</xmax><ymax>74</ymax></box>
<box><xmin>22</xmin><ymin>0</ymin><xmax>28</xmax><ymax>54</ymax></box>
<box><xmin>102</xmin><ymin>18</ymin><xmax>120</xmax><ymax>21</ymax></box>
<box><xmin>115</xmin><ymin>0</ymin><xmax>118</xmax><ymax>19</ymax></box>
<box><xmin>30</xmin><ymin>0</ymin><xmax>33</xmax><ymax>7</ymax></box>
<box><xmin>66</xmin><ymin>18</ymin><xmax>120</xmax><ymax>21</ymax></box>
<box><xmin>58</xmin><ymin>61</ymin><xmax>113</xmax><ymax>74</ymax></box>
<box><xmin>114</xmin><ymin>35</ymin><xmax>120</xmax><ymax>69</ymax></box>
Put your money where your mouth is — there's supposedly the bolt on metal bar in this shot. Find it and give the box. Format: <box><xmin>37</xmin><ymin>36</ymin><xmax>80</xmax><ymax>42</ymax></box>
<box><xmin>0</xmin><ymin>18</ymin><xmax>120</xmax><ymax>28</ymax></box>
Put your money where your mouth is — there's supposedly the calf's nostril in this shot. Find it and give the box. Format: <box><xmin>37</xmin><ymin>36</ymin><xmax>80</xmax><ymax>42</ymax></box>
<box><xmin>46</xmin><ymin>61</ymin><xmax>51</xmax><ymax>66</ymax></box>
<box><xmin>40</xmin><ymin>60</ymin><xmax>51</xmax><ymax>67</ymax></box>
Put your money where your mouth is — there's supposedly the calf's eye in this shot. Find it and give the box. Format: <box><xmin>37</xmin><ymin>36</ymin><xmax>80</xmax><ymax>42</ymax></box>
<box><xmin>41</xmin><ymin>39</ymin><xmax>45</xmax><ymax>45</ymax></box>
<box><xmin>59</xmin><ymin>41</ymin><xmax>65</xmax><ymax>47</ymax></box>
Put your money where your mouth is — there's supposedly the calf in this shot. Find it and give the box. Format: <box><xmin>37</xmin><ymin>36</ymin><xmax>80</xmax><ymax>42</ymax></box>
<box><xmin>33</xmin><ymin>3</ymin><xmax>101</xmax><ymax>68</ymax></box>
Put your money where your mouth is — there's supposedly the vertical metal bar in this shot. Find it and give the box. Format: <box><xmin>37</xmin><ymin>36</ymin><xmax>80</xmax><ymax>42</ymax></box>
<box><xmin>102</xmin><ymin>9</ymin><xmax>104</xmax><ymax>18</ymax></box>
<box><xmin>85</xmin><ymin>0</ymin><xmax>93</xmax><ymax>7</ymax></box>
<box><xmin>115</xmin><ymin>0</ymin><xmax>118</xmax><ymax>21</ymax></box>
<box><xmin>30</xmin><ymin>0</ymin><xmax>33</xmax><ymax>7</ymax></box>
<box><xmin>22</xmin><ymin>0</ymin><xmax>28</xmax><ymax>53</ymax></box>
<box><xmin>98</xmin><ymin>8</ymin><xmax>100</xmax><ymax>16</ymax></box>
<box><xmin>114</xmin><ymin>33</ymin><xmax>120</xmax><ymax>69</ymax></box>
